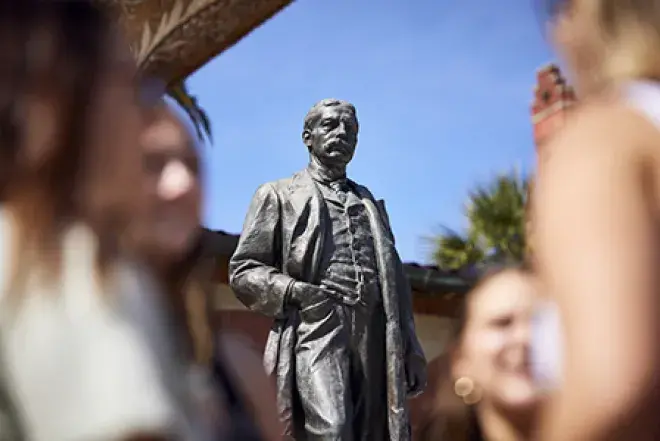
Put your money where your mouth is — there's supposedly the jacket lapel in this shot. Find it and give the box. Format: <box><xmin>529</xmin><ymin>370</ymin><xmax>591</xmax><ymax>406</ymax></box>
<box><xmin>353</xmin><ymin>185</ymin><xmax>394</xmax><ymax>244</ymax></box>
<box><xmin>285</xmin><ymin>170</ymin><xmax>327</xmax><ymax>283</ymax></box>
<box><xmin>355</xmin><ymin>185</ymin><xmax>409</xmax><ymax>437</ymax></box>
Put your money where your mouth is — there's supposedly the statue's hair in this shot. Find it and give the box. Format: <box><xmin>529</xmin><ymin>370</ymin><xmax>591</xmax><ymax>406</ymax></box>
<box><xmin>302</xmin><ymin>98</ymin><xmax>358</xmax><ymax>133</ymax></box>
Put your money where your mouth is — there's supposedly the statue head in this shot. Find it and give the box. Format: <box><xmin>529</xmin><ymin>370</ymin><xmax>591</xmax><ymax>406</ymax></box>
<box><xmin>302</xmin><ymin>98</ymin><xmax>358</xmax><ymax>168</ymax></box>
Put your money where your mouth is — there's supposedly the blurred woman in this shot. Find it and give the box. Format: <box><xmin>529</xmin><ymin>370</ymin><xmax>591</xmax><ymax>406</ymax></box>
<box><xmin>0</xmin><ymin>0</ymin><xmax>188</xmax><ymax>440</ymax></box>
<box><xmin>129</xmin><ymin>104</ymin><xmax>282</xmax><ymax>441</ymax></box>
<box><xmin>533</xmin><ymin>1</ymin><xmax>660</xmax><ymax>440</ymax></box>
<box><xmin>418</xmin><ymin>266</ymin><xmax>540</xmax><ymax>441</ymax></box>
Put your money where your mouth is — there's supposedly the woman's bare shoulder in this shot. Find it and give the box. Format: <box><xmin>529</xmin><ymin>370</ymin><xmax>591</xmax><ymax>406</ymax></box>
<box><xmin>547</xmin><ymin>101</ymin><xmax>658</xmax><ymax>163</ymax></box>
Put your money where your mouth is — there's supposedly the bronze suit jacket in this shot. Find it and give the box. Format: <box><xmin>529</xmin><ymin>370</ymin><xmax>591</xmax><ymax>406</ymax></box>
<box><xmin>229</xmin><ymin>169</ymin><xmax>426</xmax><ymax>440</ymax></box>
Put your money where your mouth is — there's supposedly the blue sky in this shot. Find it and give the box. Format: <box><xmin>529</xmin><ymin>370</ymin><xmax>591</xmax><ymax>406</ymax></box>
<box><xmin>190</xmin><ymin>0</ymin><xmax>554</xmax><ymax>263</ymax></box>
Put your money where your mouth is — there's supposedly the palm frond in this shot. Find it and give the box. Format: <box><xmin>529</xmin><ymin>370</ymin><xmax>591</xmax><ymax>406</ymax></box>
<box><xmin>167</xmin><ymin>81</ymin><xmax>212</xmax><ymax>142</ymax></box>
<box><xmin>431</xmin><ymin>169</ymin><xmax>530</xmax><ymax>271</ymax></box>
<box><xmin>465</xmin><ymin>171</ymin><xmax>528</xmax><ymax>261</ymax></box>
<box><xmin>432</xmin><ymin>227</ymin><xmax>485</xmax><ymax>271</ymax></box>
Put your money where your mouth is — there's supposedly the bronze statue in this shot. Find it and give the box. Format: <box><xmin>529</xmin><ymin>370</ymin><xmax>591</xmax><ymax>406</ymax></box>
<box><xmin>229</xmin><ymin>99</ymin><xmax>427</xmax><ymax>441</ymax></box>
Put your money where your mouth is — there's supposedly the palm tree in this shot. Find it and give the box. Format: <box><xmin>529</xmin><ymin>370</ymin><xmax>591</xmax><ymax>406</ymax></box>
<box><xmin>432</xmin><ymin>170</ymin><xmax>529</xmax><ymax>271</ymax></box>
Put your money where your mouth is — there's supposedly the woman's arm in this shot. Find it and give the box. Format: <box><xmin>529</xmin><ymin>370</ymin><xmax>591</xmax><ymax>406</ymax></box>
<box><xmin>535</xmin><ymin>105</ymin><xmax>660</xmax><ymax>441</ymax></box>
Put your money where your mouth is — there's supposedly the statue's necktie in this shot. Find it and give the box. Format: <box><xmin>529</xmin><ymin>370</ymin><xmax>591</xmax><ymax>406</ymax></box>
<box><xmin>330</xmin><ymin>180</ymin><xmax>350</xmax><ymax>204</ymax></box>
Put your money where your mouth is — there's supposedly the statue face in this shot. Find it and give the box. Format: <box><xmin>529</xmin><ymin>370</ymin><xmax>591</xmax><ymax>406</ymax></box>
<box><xmin>304</xmin><ymin>106</ymin><xmax>358</xmax><ymax>167</ymax></box>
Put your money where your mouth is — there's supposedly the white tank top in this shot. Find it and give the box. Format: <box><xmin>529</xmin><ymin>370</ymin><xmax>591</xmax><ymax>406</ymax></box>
<box><xmin>0</xmin><ymin>209</ymin><xmax>211</xmax><ymax>441</ymax></box>
<box><xmin>530</xmin><ymin>80</ymin><xmax>660</xmax><ymax>390</ymax></box>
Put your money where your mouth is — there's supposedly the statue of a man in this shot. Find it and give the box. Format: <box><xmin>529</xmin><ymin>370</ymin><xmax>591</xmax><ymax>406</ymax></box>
<box><xmin>229</xmin><ymin>98</ymin><xmax>427</xmax><ymax>441</ymax></box>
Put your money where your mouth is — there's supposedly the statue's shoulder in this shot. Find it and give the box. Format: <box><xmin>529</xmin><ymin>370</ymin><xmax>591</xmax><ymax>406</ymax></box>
<box><xmin>272</xmin><ymin>174</ymin><xmax>296</xmax><ymax>190</ymax></box>
<box><xmin>260</xmin><ymin>175</ymin><xmax>294</xmax><ymax>196</ymax></box>
<box><xmin>351</xmin><ymin>181</ymin><xmax>390</xmax><ymax>216</ymax></box>
<box><xmin>252</xmin><ymin>175</ymin><xmax>289</xmax><ymax>193</ymax></box>
<box><xmin>351</xmin><ymin>180</ymin><xmax>377</xmax><ymax>200</ymax></box>
<box><xmin>252</xmin><ymin>171</ymin><xmax>304</xmax><ymax>202</ymax></box>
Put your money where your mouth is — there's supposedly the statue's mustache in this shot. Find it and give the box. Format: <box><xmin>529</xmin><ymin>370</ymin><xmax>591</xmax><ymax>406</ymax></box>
<box><xmin>325</xmin><ymin>138</ymin><xmax>351</xmax><ymax>150</ymax></box>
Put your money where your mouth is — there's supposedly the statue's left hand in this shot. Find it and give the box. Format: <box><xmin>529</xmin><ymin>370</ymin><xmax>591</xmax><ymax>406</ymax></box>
<box><xmin>405</xmin><ymin>353</ymin><xmax>427</xmax><ymax>398</ymax></box>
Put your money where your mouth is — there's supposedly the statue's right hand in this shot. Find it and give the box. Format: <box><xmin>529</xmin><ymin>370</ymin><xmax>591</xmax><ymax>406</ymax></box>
<box><xmin>289</xmin><ymin>281</ymin><xmax>332</xmax><ymax>310</ymax></box>
<box><xmin>290</xmin><ymin>282</ymin><xmax>339</xmax><ymax>324</ymax></box>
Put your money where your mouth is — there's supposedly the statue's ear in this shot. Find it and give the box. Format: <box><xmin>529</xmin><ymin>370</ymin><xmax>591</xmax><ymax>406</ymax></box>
<box><xmin>302</xmin><ymin>129</ymin><xmax>312</xmax><ymax>148</ymax></box>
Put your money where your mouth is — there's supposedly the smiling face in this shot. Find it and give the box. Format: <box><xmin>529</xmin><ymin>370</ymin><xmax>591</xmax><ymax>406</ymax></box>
<box><xmin>131</xmin><ymin>106</ymin><xmax>202</xmax><ymax>265</ymax></box>
<box><xmin>303</xmin><ymin>101</ymin><xmax>358</xmax><ymax>167</ymax></box>
<box><xmin>452</xmin><ymin>270</ymin><xmax>539</xmax><ymax>411</ymax></box>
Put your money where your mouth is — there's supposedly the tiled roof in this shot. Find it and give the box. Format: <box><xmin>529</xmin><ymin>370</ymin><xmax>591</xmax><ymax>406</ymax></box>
<box><xmin>403</xmin><ymin>263</ymin><xmax>471</xmax><ymax>295</ymax></box>
<box><xmin>201</xmin><ymin>228</ymin><xmax>473</xmax><ymax>295</ymax></box>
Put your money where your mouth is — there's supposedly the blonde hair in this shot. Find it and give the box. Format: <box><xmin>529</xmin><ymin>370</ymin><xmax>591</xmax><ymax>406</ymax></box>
<box><xmin>596</xmin><ymin>0</ymin><xmax>660</xmax><ymax>84</ymax></box>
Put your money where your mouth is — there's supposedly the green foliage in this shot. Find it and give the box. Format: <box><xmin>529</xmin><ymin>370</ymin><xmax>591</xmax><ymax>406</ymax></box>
<box><xmin>432</xmin><ymin>170</ymin><xmax>529</xmax><ymax>271</ymax></box>
<box><xmin>432</xmin><ymin>228</ymin><xmax>485</xmax><ymax>271</ymax></box>
<box><xmin>167</xmin><ymin>81</ymin><xmax>212</xmax><ymax>142</ymax></box>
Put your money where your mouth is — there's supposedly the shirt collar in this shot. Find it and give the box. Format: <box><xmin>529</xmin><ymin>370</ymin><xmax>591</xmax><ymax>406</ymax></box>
<box><xmin>307</xmin><ymin>162</ymin><xmax>347</xmax><ymax>186</ymax></box>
